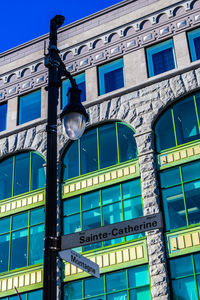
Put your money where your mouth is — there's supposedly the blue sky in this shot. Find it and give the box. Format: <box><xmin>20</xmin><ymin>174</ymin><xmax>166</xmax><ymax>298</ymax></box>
<box><xmin>0</xmin><ymin>0</ymin><xmax>122</xmax><ymax>54</ymax></box>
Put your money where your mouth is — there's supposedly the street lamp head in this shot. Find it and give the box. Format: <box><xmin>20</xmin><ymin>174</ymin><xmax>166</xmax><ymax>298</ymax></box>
<box><xmin>60</xmin><ymin>86</ymin><xmax>89</xmax><ymax>140</ymax></box>
<box><xmin>51</xmin><ymin>15</ymin><xmax>65</xmax><ymax>29</ymax></box>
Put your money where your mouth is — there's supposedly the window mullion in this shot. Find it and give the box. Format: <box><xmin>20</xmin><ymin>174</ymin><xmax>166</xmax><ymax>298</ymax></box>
<box><xmin>29</xmin><ymin>152</ymin><xmax>32</xmax><ymax>192</ymax></box>
<box><xmin>8</xmin><ymin>216</ymin><xmax>12</xmax><ymax>271</ymax></box>
<box><xmin>171</xmin><ymin>108</ymin><xmax>178</xmax><ymax>147</ymax></box>
<box><xmin>194</xmin><ymin>95</ymin><xmax>200</xmax><ymax>135</ymax></box>
<box><xmin>27</xmin><ymin>211</ymin><xmax>30</xmax><ymax>267</ymax></box>
<box><xmin>12</xmin><ymin>156</ymin><xmax>15</xmax><ymax>197</ymax></box>
<box><xmin>97</xmin><ymin>127</ymin><xmax>100</xmax><ymax>170</ymax></box>
<box><xmin>179</xmin><ymin>166</ymin><xmax>189</xmax><ymax>226</ymax></box>
<box><xmin>116</xmin><ymin>123</ymin><xmax>120</xmax><ymax>164</ymax></box>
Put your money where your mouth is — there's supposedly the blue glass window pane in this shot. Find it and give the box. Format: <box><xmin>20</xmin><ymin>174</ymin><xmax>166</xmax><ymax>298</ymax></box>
<box><xmin>82</xmin><ymin>209</ymin><xmax>101</xmax><ymax>230</ymax></box>
<box><xmin>28</xmin><ymin>290</ymin><xmax>43</xmax><ymax>300</ymax></box>
<box><xmin>10</xmin><ymin>229</ymin><xmax>28</xmax><ymax>270</ymax></box>
<box><xmin>128</xmin><ymin>265</ymin><xmax>149</xmax><ymax>288</ymax></box>
<box><xmin>84</xmin><ymin>277</ymin><xmax>104</xmax><ymax>297</ymax></box>
<box><xmin>0</xmin><ymin>217</ymin><xmax>10</xmax><ymax>234</ymax></box>
<box><xmin>31</xmin><ymin>153</ymin><xmax>45</xmax><ymax>190</ymax></box>
<box><xmin>122</xmin><ymin>179</ymin><xmax>141</xmax><ymax>199</ymax></box>
<box><xmin>14</xmin><ymin>153</ymin><xmax>30</xmax><ymax>196</ymax></box>
<box><xmin>98</xmin><ymin>59</ymin><xmax>124</xmax><ymax>95</ymax></box>
<box><xmin>102</xmin><ymin>185</ymin><xmax>121</xmax><ymax>205</ymax></box>
<box><xmin>117</xmin><ymin>123</ymin><xmax>137</xmax><ymax>162</ymax></box>
<box><xmin>124</xmin><ymin>196</ymin><xmax>143</xmax><ymax>220</ymax></box>
<box><xmin>146</xmin><ymin>39</ymin><xmax>176</xmax><ymax>77</ymax></box>
<box><xmin>194</xmin><ymin>253</ymin><xmax>200</xmax><ymax>273</ymax></box>
<box><xmin>30</xmin><ymin>207</ymin><xmax>44</xmax><ymax>226</ymax></box>
<box><xmin>10</xmin><ymin>295</ymin><xmax>26</xmax><ymax>300</ymax></box>
<box><xmin>174</xmin><ymin>97</ymin><xmax>199</xmax><ymax>145</ymax></box>
<box><xmin>63</xmin><ymin>141</ymin><xmax>79</xmax><ymax>180</ymax></box>
<box><xmin>104</xmin><ymin>236</ymin><xmax>124</xmax><ymax>247</ymax></box>
<box><xmin>63</xmin><ymin>197</ymin><xmax>80</xmax><ymax>216</ymax></box>
<box><xmin>106</xmin><ymin>270</ymin><xmax>127</xmax><ymax>292</ymax></box>
<box><xmin>182</xmin><ymin>161</ymin><xmax>200</xmax><ymax>182</ymax></box>
<box><xmin>0</xmin><ymin>157</ymin><xmax>13</xmax><ymax>200</ymax></box>
<box><xmin>62</xmin><ymin>73</ymin><xmax>86</xmax><ymax>107</ymax></box>
<box><xmin>172</xmin><ymin>277</ymin><xmax>197</xmax><ymax>300</ymax></box>
<box><xmin>194</xmin><ymin>36</ymin><xmax>200</xmax><ymax>60</ymax></box>
<box><xmin>12</xmin><ymin>212</ymin><xmax>28</xmax><ymax>230</ymax></box>
<box><xmin>99</xmin><ymin>124</ymin><xmax>118</xmax><ymax>169</ymax></box>
<box><xmin>155</xmin><ymin>109</ymin><xmax>176</xmax><ymax>152</ymax></box>
<box><xmin>162</xmin><ymin>185</ymin><xmax>186</xmax><ymax>230</ymax></box>
<box><xmin>0</xmin><ymin>234</ymin><xmax>9</xmax><ymax>272</ymax></box>
<box><xmin>170</xmin><ymin>256</ymin><xmax>193</xmax><ymax>278</ymax></box>
<box><xmin>184</xmin><ymin>180</ymin><xmax>200</xmax><ymax>225</ymax></box>
<box><xmin>104</xmin><ymin>68</ymin><xmax>124</xmax><ymax>93</ymax></box>
<box><xmin>152</xmin><ymin>48</ymin><xmax>175</xmax><ymax>75</ymax></box>
<box><xmin>130</xmin><ymin>287</ymin><xmax>151</xmax><ymax>300</ymax></box>
<box><xmin>197</xmin><ymin>275</ymin><xmax>200</xmax><ymax>299</ymax></box>
<box><xmin>160</xmin><ymin>168</ymin><xmax>181</xmax><ymax>188</ymax></box>
<box><xmin>63</xmin><ymin>214</ymin><xmax>80</xmax><ymax>234</ymax></box>
<box><xmin>103</xmin><ymin>202</ymin><xmax>122</xmax><ymax>226</ymax></box>
<box><xmin>64</xmin><ymin>281</ymin><xmax>82</xmax><ymax>300</ymax></box>
<box><xmin>29</xmin><ymin>224</ymin><xmax>44</xmax><ymax>265</ymax></box>
<box><xmin>0</xmin><ymin>103</ymin><xmax>7</xmax><ymax>132</ymax></box>
<box><xmin>107</xmin><ymin>291</ymin><xmax>127</xmax><ymax>300</ymax></box>
<box><xmin>188</xmin><ymin>28</ymin><xmax>200</xmax><ymax>62</ymax></box>
<box><xmin>19</xmin><ymin>90</ymin><xmax>41</xmax><ymax>124</ymax></box>
<box><xmin>82</xmin><ymin>191</ymin><xmax>100</xmax><ymax>211</ymax></box>
<box><xmin>80</xmin><ymin>128</ymin><xmax>98</xmax><ymax>175</ymax></box>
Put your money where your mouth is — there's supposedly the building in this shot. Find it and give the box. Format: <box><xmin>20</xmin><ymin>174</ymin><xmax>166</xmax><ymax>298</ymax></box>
<box><xmin>1</xmin><ymin>0</ymin><xmax>200</xmax><ymax>298</ymax></box>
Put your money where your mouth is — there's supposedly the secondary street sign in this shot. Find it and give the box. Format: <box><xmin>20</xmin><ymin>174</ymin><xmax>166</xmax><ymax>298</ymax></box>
<box><xmin>61</xmin><ymin>213</ymin><xmax>163</xmax><ymax>250</ymax></box>
<box><xmin>59</xmin><ymin>249</ymin><xmax>100</xmax><ymax>278</ymax></box>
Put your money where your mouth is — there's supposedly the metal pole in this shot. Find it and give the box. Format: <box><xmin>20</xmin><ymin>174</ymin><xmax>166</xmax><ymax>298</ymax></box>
<box><xmin>43</xmin><ymin>15</ymin><xmax>64</xmax><ymax>300</ymax></box>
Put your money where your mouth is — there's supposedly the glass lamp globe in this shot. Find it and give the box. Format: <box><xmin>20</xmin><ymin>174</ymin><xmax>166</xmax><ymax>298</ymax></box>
<box><xmin>62</xmin><ymin>112</ymin><xmax>86</xmax><ymax>140</ymax></box>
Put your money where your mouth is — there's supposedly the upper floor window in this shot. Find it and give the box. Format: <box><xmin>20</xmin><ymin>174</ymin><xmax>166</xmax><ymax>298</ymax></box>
<box><xmin>188</xmin><ymin>27</ymin><xmax>200</xmax><ymax>62</ymax></box>
<box><xmin>63</xmin><ymin>178</ymin><xmax>144</xmax><ymax>252</ymax></box>
<box><xmin>98</xmin><ymin>58</ymin><xmax>124</xmax><ymax>95</ymax></box>
<box><xmin>146</xmin><ymin>39</ymin><xmax>176</xmax><ymax>77</ymax></box>
<box><xmin>0</xmin><ymin>207</ymin><xmax>44</xmax><ymax>273</ymax></box>
<box><xmin>62</xmin><ymin>72</ymin><xmax>86</xmax><ymax>107</ymax></box>
<box><xmin>63</xmin><ymin>122</ymin><xmax>137</xmax><ymax>181</ymax></box>
<box><xmin>64</xmin><ymin>265</ymin><xmax>151</xmax><ymax>300</ymax></box>
<box><xmin>18</xmin><ymin>89</ymin><xmax>41</xmax><ymax>125</ymax></box>
<box><xmin>0</xmin><ymin>152</ymin><xmax>45</xmax><ymax>201</ymax></box>
<box><xmin>160</xmin><ymin>160</ymin><xmax>200</xmax><ymax>231</ymax></box>
<box><xmin>155</xmin><ymin>93</ymin><xmax>200</xmax><ymax>152</ymax></box>
<box><xmin>170</xmin><ymin>253</ymin><xmax>200</xmax><ymax>300</ymax></box>
<box><xmin>0</xmin><ymin>102</ymin><xmax>7</xmax><ymax>132</ymax></box>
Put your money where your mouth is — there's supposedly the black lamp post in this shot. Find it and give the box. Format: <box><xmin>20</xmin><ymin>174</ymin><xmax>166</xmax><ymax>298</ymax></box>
<box><xmin>43</xmin><ymin>15</ymin><xmax>88</xmax><ymax>300</ymax></box>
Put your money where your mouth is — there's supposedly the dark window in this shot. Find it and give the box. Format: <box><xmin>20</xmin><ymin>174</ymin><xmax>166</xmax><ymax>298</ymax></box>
<box><xmin>18</xmin><ymin>90</ymin><xmax>41</xmax><ymax>125</ymax></box>
<box><xmin>188</xmin><ymin>28</ymin><xmax>200</xmax><ymax>62</ymax></box>
<box><xmin>98</xmin><ymin>59</ymin><xmax>124</xmax><ymax>95</ymax></box>
<box><xmin>0</xmin><ymin>103</ymin><xmax>7</xmax><ymax>132</ymax></box>
<box><xmin>146</xmin><ymin>39</ymin><xmax>176</xmax><ymax>77</ymax></box>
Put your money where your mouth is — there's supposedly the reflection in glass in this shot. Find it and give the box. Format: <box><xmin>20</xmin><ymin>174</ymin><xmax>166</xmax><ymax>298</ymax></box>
<box><xmin>82</xmin><ymin>191</ymin><xmax>100</xmax><ymax>210</ymax></box>
<box><xmin>84</xmin><ymin>277</ymin><xmax>104</xmax><ymax>297</ymax></box>
<box><xmin>122</xmin><ymin>179</ymin><xmax>141</xmax><ymax>199</ymax></box>
<box><xmin>10</xmin><ymin>229</ymin><xmax>28</xmax><ymax>270</ymax></box>
<box><xmin>170</xmin><ymin>256</ymin><xmax>193</xmax><ymax>278</ymax></box>
<box><xmin>172</xmin><ymin>277</ymin><xmax>197</xmax><ymax>300</ymax></box>
<box><xmin>64</xmin><ymin>281</ymin><xmax>82</xmax><ymax>300</ymax></box>
<box><xmin>18</xmin><ymin>90</ymin><xmax>41</xmax><ymax>125</ymax></box>
<box><xmin>80</xmin><ymin>128</ymin><xmax>98</xmax><ymax>175</ymax></box>
<box><xmin>29</xmin><ymin>225</ymin><xmax>44</xmax><ymax>265</ymax></box>
<box><xmin>182</xmin><ymin>161</ymin><xmax>200</xmax><ymax>182</ymax></box>
<box><xmin>99</xmin><ymin>124</ymin><xmax>118</xmax><ymax>169</ymax></box>
<box><xmin>102</xmin><ymin>185</ymin><xmax>121</xmax><ymax>205</ymax></box>
<box><xmin>63</xmin><ymin>141</ymin><xmax>79</xmax><ymax>181</ymax></box>
<box><xmin>63</xmin><ymin>214</ymin><xmax>80</xmax><ymax>235</ymax></box>
<box><xmin>106</xmin><ymin>270</ymin><xmax>127</xmax><ymax>292</ymax></box>
<box><xmin>14</xmin><ymin>153</ymin><xmax>30</xmax><ymax>196</ymax></box>
<box><xmin>184</xmin><ymin>180</ymin><xmax>200</xmax><ymax>225</ymax></box>
<box><xmin>0</xmin><ymin>234</ymin><xmax>9</xmax><ymax>272</ymax></box>
<box><xmin>155</xmin><ymin>109</ymin><xmax>176</xmax><ymax>152</ymax></box>
<box><xmin>31</xmin><ymin>153</ymin><xmax>45</xmax><ymax>190</ymax></box>
<box><xmin>160</xmin><ymin>168</ymin><xmax>181</xmax><ymax>188</ymax></box>
<box><xmin>123</xmin><ymin>197</ymin><xmax>143</xmax><ymax>220</ymax></box>
<box><xmin>12</xmin><ymin>212</ymin><xmax>28</xmax><ymax>230</ymax></box>
<box><xmin>0</xmin><ymin>157</ymin><xmax>13</xmax><ymax>200</ymax></box>
<box><xmin>128</xmin><ymin>265</ymin><xmax>149</xmax><ymax>287</ymax></box>
<box><xmin>117</xmin><ymin>123</ymin><xmax>137</xmax><ymax>162</ymax></box>
<box><xmin>162</xmin><ymin>186</ymin><xmax>186</xmax><ymax>230</ymax></box>
<box><xmin>63</xmin><ymin>197</ymin><xmax>80</xmax><ymax>216</ymax></box>
<box><xmin>82</xmin><ymin>209</ymin><xmax>101</xmax><ymax>230</ymax></box>
<box><xmin>103</xmin><ymin>202</ymin><xmax>122</xmax><ymax>225</ymax></box>
<box><xmin>174</xmin><ymin>97</ymin><xmax>199</xmax><ymax>145</ymax></box>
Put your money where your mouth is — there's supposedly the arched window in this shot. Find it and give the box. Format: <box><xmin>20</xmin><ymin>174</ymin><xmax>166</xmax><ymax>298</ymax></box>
<box><xmin>62</xmin><ymin>122</ymin><xmax>144</xmax><ymax>253</ymax></box>
<box><xmin>155</xmin><ymin>93</ymin><xmax>200</xmax><ymax>152</ymax></box>
<box><xmin>63</xmin><ymin>122</ymin><xmax>137</xmax><ymax>181</ymax></box>
<box><xmin>0</xmin><ymin>151</ymin><xmax>45</xmax><ymax>201</ymax></box>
